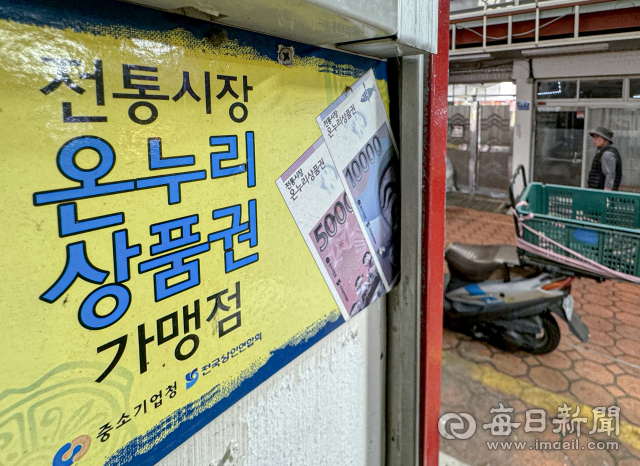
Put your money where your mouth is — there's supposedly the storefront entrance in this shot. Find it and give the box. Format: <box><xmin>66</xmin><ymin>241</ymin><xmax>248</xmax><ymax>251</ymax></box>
<box><xmin>532</xmin><ymin>78</ymin><xmax>640</xmax><ymax>191</ymax></box>
<box><xmin>447</xmin><ymin>83</ymin><xmax>516</xmax><ymax>197</ymax></box>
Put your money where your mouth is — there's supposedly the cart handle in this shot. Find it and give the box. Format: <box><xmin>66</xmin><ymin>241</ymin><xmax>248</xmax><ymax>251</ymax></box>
<box><xmin>509</xmin><ymin>165</ymin><xmax>527</xmax><ymax>208</ymax></box>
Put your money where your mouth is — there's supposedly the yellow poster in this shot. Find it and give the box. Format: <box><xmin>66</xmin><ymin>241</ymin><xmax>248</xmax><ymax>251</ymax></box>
<box><xmin>0</xmin><ymin>1</ymin><xmax>389</xmax><ymax>465</ymax></box>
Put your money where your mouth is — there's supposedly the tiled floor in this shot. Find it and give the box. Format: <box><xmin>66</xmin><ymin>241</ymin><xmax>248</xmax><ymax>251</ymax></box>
<box><xmin>440</xmin><ymin>206</ymin><xmax>640</xmax><ymax>466</ymax></box>
<box><xmin>446</xmin><ymin>192</ymin><xmax>509</xmax><ymax>214</ymax></box>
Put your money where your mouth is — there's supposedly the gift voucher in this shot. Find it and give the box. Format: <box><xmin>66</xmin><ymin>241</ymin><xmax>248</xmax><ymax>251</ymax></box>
<box><xmin>317</xmin><ymin>69</ymin><xmax>400</xmax><ymax>290</ymax></box>
<box><xmin>276</xmin><ymin>138</ymin><xmax>386</xmax><ymax>320</ymax></box>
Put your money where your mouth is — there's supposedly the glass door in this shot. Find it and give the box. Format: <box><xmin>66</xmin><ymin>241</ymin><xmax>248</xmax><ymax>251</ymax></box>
<box><xmin>533</xmin><ymin>108</ymin><xmax>584</xmax><ymax>187</ymax></box>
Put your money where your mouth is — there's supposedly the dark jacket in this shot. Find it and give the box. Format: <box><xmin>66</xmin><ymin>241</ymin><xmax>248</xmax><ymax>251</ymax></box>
<box><xmin>588</xmin><ymin>144</ymin><xmax>622</xmax><ymax>190</ymax></box>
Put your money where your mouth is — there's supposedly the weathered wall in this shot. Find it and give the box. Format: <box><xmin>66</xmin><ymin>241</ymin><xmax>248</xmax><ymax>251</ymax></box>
<box><xmin>157</xmin><ymin>301</ymin><xmax>386</xmax><ymax>466</ymax></box>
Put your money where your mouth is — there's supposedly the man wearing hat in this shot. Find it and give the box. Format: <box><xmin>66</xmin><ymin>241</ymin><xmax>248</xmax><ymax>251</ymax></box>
<box><xmin>587</xmin><ymin>127</ymin><xmax>622</xmax><ymax>191</ymax></box>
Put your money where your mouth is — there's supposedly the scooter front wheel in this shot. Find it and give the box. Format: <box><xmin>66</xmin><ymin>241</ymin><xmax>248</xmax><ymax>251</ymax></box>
<box><xmin>491</xmin><ymin>312</ymin><xmax>561</xmax><ymax>354</ymax></box>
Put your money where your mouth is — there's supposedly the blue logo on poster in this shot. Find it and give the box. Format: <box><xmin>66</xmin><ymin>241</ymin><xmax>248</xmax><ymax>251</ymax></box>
<box><xmin>52</xmin><ymin>435</ymin><xmax>91</xmax><ymax>466</ymax></box>
<box><xmin>186</xmin><ymin>368</ymin><xmax>199</xmax><ymax>389</ymax></box>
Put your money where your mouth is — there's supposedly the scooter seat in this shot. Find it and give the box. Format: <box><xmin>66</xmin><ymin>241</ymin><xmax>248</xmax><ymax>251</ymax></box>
<box><xmin>445</xmin><ymin>243</ymin><xmax>520</xmax><ymax>282</ymax></box>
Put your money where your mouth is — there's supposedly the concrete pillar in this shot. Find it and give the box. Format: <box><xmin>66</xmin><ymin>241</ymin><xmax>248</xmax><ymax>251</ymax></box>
<box><xmin>512</xmin><ymin>60</ymin><xmax>534</xmax><ymax>192</ymax></box>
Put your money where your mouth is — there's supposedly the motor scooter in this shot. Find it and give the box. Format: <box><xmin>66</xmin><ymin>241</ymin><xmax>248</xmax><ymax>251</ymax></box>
<box><xmin>443</xmin><ymin>167</ymin><xmax>590</xmax><ymax>354</ymax></box>
<box><xmin>444</xmin><ymin>242</ymin><xmax>589</xmax><ymax>353</ymax></box>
